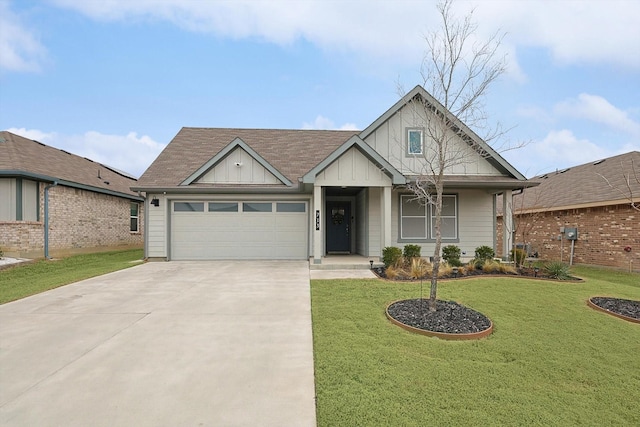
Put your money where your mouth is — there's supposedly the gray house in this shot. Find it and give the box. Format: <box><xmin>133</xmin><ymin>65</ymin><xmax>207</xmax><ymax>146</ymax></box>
<box><xmin>133</xmin><ymin>86</ymin><xmax>528</xmax><ymax>264</ymax></box>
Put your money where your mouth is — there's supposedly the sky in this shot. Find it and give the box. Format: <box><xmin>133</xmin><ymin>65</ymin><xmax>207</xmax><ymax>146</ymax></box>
<box><xmin>1</xmin><ymin>0</ymin><xmax>639</xmax><ymax>179</ymax></box>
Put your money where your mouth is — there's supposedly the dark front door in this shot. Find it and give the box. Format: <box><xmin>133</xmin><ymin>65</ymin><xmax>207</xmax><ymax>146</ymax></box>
<box><xmin>326</xmin><ymin>202</ymin><xmax>351</xmax><ymax>254</ymax></box>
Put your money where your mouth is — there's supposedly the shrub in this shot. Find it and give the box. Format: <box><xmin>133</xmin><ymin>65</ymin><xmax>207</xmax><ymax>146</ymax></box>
<box><xmin>382</xmin><ymin>247</ymin><xmax>402</xmax><ymax>268</ymax></box>
<box><xmin>403</xmin><ymin>244</ymin><xmax>421</xmax><ymax>259</ymax></box>
<box><xmin>0</xmin><ymin>247</ymin><xmax>3</xmax><ymax>259</ymax></box>
<box><xmin>385</xmin><ymin>265</ymin><xmax>399</xmax><ymax>280</ymax></box>
<box><xmin>544</xmin><ymin>261</ymin><xmax>572</xmax><ymax>280</ymax></box>
<box><xmin>481</xmin><ymin>260</ymin><xmax>501</xmax><ymax>273</ymax></box>
<box><xmin>409</xmin><ymin>257</ymin><xmax>430</xmax><ymax>279</ymax></box>
<box><xmin>475</xmin><ymin>246</ymin><xmax>495</xmax><ymax>262</ymax></box>
<box><xmin>442</xmin><ymin>245</ymin><xmax>461</xmax><ymax>265</ymax></box>
<box><xmin>511</xmin><ymin>248</ymin><xmax>527</xmax><ymax>266</ymax></box>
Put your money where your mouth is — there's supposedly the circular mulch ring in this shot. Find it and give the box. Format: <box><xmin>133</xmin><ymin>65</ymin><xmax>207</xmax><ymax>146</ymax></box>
<box><xmin>386</xmin><ymin>299</ymin><xmax>493</xmax><ymax>340</ymax></box>
<box><xmin>587</xmin><ymin>297</ymin><xmax>640</xmax><ymax>324</ymax></box>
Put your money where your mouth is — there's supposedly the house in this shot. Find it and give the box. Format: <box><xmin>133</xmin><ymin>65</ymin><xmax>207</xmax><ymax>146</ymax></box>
<box><xmin>0</xmin><ymin>131</ymin><xmax>144</xmax><ymax>258</ymax></box>
<box><xmin>133</xmin><ymin>86</ymin><xmax>531</xmax><ymax>264</ymax></box>
<box><xmin>497</xmin><ymin>151</ymin><xmax>639</xmax><ymax>271</ymax></box>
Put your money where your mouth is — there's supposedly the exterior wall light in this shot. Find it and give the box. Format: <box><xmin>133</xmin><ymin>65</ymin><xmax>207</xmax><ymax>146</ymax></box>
<box><xmin>151</xmin><ymin>197</ymin><xmax>160</xmax><ymax>207</ymax></box>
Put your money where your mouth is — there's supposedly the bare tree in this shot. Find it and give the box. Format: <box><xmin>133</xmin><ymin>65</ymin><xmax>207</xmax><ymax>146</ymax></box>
<box><xmin>402</xmin><ymin>0</ymin><xmax>508</xmax><ymax>311</ymax></box>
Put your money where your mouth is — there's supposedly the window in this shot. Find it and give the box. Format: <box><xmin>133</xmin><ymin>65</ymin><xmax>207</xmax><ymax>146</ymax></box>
<box><xmin>407</xmin><ymin>129</ymin><xmax>423</xmax><ymax>155</ymax></box>
<box><xmin>209</xmin><ymin>202</ymin><xmax>238</xmax><ymax>212</ymax></box>
<box><xmin>431</xmin><ymin>195</ymin><xmax>458</xmax><ymax>239</ymax></box>
<box><xmin>400</xmin><ymin>194</ymin><xmax>458</xmax><ymax>240</ymax></box>
<box><xmin>130</xmin><ymin>202</ymin><xmax>139</xmax><ymax>232</ymax></box>
<box><xmin>276</xmin><ymin>202</ymin><xmax>306</xmax><ymax>213</ymax></box>
<box><xmin>174</xmin><ymin>202</ymin><xmax>204</xmax><ymax>212</ymax></box>
<box><xmin>400</xmin><ymin>195</ymin><xmax>427</xmax><ymax>239</ymax></box>
<box><xmin>243</xmin><ymin>202</ymin><xmax>272</xmax><ymax>212</ymax></box>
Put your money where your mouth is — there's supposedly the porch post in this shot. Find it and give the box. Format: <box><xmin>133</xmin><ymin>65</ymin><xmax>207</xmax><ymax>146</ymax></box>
<box><xmin>502</xmin><ymin>189</ymin><xmax>513</xmax><ymax>261</ymax></box>
<box><xmin>313</xmin><ymin>184</ymin><xmax>323</xmax><ymax>264</ymax></box>
<box><xmin>382</xmin><ymin>185</ymin><xmax>392</xmax><ymax>249</ymax></box>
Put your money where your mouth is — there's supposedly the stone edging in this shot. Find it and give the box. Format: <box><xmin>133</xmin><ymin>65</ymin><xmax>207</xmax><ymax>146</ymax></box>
<box><xmin>385</xmin><ymin>300</ymin><xmax>494</xmax><ymax>340</ymax></box>
<box><xmin>586</xmin><ymin>297</ymin><xmax>640</xmax><ymax>324</ymax></box>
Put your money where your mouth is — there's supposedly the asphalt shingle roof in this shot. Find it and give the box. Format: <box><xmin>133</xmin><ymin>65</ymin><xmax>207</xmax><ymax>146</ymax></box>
<box><xmin>0</xmin><ymin>131</ymin><xmax>139</xmax><ymax>198</ymax></box>
<box><xmin>136</xmin><ymin>127</ymin><xmax>359</xmax><ymax>188</ymax></box>
<box><xmin>514</xmin><ymin>151</ymin><xmax>640</xmax><ymax>211</ymax></box>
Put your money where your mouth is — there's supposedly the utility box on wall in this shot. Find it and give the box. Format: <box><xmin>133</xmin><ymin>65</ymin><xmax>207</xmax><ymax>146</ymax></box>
<box><xmin>565</xmin><ymin>227</ymin><xmax>578</xmax><ymax>240</ymax></box>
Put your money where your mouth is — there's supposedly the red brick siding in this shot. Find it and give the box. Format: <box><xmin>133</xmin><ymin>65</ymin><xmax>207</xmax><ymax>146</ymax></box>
<box><xmin>497</xmin><ymin>203</ymin><xmax>639</xmax><ymax>271</ymax></box>
<box><xmin>1</xmin><ymin>183</ymin><xmax>143</xmax><ymax>258</ymax></box>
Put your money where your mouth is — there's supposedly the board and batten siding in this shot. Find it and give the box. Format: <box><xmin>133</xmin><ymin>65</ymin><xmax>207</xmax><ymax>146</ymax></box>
<box><xmin>363</xmin><ymin>100</ymin><xmax>503</xmax><ymax>177</ymax></box>
<box><xmin>391</xmin><ymin>188</ymin><xmax>494</xmax><ymax>260</ymax></box>
<box><xmin>196</xmin><ymin>146</ymin><xmax>280</xmax><ymax>185</ymax></box>
<box><xmin>314</xmin><ymin>147</ymin><xmax>392</xmax><ymax>187</ymax></box>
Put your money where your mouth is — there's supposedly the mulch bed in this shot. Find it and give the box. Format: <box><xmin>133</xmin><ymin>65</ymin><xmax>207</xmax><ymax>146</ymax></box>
<box><xmin>373</xmin><ymin>266</ymin><xmax>578</xmax><ymax>281</ymax></box>
<box><xmin>589</xmin><ymin>297</ymin><xmax>640</xmax><ymax>321</ymax></box>
<box><xmin>387</xmin><ymin>299</ymin><xmax>491</xmax><ymax>334</ymax></box>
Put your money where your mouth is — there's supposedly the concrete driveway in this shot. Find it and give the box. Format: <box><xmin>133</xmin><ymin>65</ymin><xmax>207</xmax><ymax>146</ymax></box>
<box><xmin>0</xmin><ymin>261</ymin><xmax>316</xmax><ymax>427</ymax></box>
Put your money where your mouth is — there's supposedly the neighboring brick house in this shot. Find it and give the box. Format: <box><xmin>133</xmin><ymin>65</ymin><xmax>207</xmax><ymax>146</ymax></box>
<box><xmin>0</xmin><ymin>131</ymin><xmax>144</xmax><ymax>258</ymax></box>
<box><xmin>497</xmin><ymin>151</ymin><xmax>639</xmax><ymax>272</ymax></box>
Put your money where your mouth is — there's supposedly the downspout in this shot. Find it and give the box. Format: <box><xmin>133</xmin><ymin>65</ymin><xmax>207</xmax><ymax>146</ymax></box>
<box><xmin>44</xmin><ymin>181</ymin><xmax>58</xmax><ymax>259</ymax></box>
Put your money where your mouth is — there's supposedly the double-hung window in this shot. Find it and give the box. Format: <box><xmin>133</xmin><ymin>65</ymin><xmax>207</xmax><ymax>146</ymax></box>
<box><xmin>130</xmin><ymin>202</ymin><xmax>139</xmax><ymax>232</ymax></box>
<box><xmin>400</xmin><ymin>194</ymin><xmax>458</xmax><ymax>240</ymax></box>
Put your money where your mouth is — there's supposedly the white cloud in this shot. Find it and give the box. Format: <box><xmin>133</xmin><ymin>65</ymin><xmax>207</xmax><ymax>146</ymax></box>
<box><xmin>7</xmin><ymin>127</ymin><xmax>165</xmax><ymax>177</ymax></box>
<box><xmin>555</xmin><ymin>94</ymin><xmax>640</xmax><ymax>136</ymax></box>
<box><xmin>48</xmin><ymin>0</ymin><xmax>640</xmax><ymax>73</ymax></box>
<box><xmin>0</xmin><ymin>2</ymin><xmax>47</xmax><ymax>72</ymax></box>
<box><xmin>302</xmin><ymin>115</ymin><xmax>358</xmax><ymax>131</ymax></box>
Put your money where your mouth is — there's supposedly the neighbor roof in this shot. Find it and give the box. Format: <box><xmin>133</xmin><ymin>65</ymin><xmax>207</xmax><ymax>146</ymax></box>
<box><xmin>512</xmin><ymin>151</ymin><xmax>640</xmax><ymax>212</ymax></box>
<box><xmin>135</xmin><ymin>127</ymin><xmax>358</xmax><ymax>189</ymax></box>
<box><xmin>0</xmin><ymin>131</ymin><xmax>141</xmax><ymax>199</ymax></box>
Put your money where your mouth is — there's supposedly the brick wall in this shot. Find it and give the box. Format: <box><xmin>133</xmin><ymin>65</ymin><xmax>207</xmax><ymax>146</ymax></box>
<box><xmin>497</xmin><ymin>203</ymin><xmax>639</xmax><ymax>272</ymax></box>
<box><xmin>1</xmin><ymin>182</ymin><xmax>143</xmax><ymax>258</ymax></box>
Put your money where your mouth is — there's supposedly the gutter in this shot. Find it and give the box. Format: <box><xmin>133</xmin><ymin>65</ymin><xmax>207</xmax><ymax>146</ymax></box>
<box><xmin>44</xmin><ymin>181</ymin><xmax>58</xmax><ymax>259</ymax></box>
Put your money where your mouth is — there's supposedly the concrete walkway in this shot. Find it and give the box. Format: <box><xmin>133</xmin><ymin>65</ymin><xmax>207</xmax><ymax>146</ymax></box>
<box><xmin>0</xmin><ymin>261</ymin><xmax>316</xmax><ymax>427</ymax></box>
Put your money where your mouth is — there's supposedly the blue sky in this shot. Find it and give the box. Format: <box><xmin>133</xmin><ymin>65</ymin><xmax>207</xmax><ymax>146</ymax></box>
<box><xmin>1</xmin><ymin>0</ymin><xmax>639</xmax><ymax>178</ymax></box>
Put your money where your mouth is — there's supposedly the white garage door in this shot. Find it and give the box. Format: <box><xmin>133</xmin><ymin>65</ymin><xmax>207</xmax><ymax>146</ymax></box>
<box><xmin>171</xmin><ymin>201</ymin><xmax>308</xmax><ymax>260</ymax></box>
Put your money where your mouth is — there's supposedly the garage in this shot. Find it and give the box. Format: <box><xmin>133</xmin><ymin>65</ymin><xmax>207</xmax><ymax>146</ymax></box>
<box><xmin>170</xmin><ymin>201</ymin><xmax>308</xmax><ymax>260</ymax></box>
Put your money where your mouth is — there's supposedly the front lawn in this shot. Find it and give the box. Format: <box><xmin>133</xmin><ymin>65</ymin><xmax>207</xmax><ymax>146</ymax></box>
<box><xmin>311</xmin><ymin>267</ymin><xmax>640</xmax><ymax>426</ymax></box>
<box><xmin>0</xmin><ymin>249</ymin><xmax>144</xmax><ymax>304</ymax></box>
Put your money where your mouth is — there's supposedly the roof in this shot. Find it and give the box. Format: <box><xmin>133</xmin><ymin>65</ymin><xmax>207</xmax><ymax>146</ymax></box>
<box><xmin>135</xmin><ymin>127</ymin><xmax>358</xmax><ymax>189</ymax></box>
<box><xmin>0</xmin><ymin>131</ymin><xmax>141</xmax><ymax>200</ymax></box>
<box><xmin>512</xmin><ymin>151</ymin><xmax>640</xmax><ymax>213</ymax></box>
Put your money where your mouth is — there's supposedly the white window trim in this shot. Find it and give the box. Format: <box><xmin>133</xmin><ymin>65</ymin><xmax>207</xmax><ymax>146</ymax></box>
<box><xmin>400</xmin><ymin>195</ymin><xmax>427</xmax><ymax>239</ymax></box>
<box><xmin>406</xmin><ymin>128</ymin><xmax>424</xmax><ymax>155</ymax></box>
<box><xmin>430</xmin><ymin>195</ymin><xmax>458</xmax><ymax>240</ymax></box>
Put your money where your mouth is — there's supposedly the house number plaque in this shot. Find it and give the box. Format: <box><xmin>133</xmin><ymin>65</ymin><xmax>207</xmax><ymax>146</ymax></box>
<box><xmin>316</xmin><ymin>210</ymin><xmax>320</xmax><ymax>230</ymax></box>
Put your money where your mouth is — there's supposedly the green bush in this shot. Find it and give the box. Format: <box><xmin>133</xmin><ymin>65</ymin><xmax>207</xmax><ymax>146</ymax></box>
<box><xmin>403</xmin><ymin>244</ymin><xmax>421</xmax><ymax>259</ymax></box>
<box><xmin>511</xmin><ymin>248</ymin><xmax>527</xmax><ymax>266</ymax></box>
<box><xmin>382</xmin><ymin>246</ymin><xmax>403</xmax><ymax>268</ymax></box>
<box><xmin>475</xmin><ymin>245</ymin><xmax>495</xmax><ymax>262</ymax></box>
<box><xmin>442</xmin><ymin>245</ymin><xmax>461</xmax><ymax>265</ymax></box>
<box><xmin>544</xmin><ymin>261</ymin><xmax>572</xmax><ymax>280</ymax></box>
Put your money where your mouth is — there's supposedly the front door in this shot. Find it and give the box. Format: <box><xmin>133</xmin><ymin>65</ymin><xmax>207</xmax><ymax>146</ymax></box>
<box><xmin>326</xmin><ymin>202</ymin><xmax>351</xmax><ymax>254</ymax></box>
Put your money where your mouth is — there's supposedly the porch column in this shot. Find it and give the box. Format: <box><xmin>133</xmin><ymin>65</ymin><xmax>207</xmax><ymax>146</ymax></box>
<box><xmin>382</xmin><ymin>185</ymin><xmax>392</xmax><ymax>249</ymax></box>
<box><xmin>502</xmin><ymin>189</ymin><xmax>513</xmax><ymax>260</ymax></box>
<box><xmin>313</xmin><ymin>184</ymin><xmax>323</xmax><ymax>264</ymax></box>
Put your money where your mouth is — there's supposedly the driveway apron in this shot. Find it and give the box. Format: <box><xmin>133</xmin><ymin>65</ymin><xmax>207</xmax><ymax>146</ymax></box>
<box><xmin>0</xmin><ymin>261</ymin><xmax>316</xmax><ymax>427</ymax></box>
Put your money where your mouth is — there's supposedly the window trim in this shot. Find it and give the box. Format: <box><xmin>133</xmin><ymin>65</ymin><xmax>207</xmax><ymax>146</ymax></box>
<box><xmin>399</xmin><ymin>194</ymin><xmax>427</xmax><ymax>240</ymax></box>
<box><xmin>406</xmin><ymin>128</ymin><xmax>424</xmax><ymax>156</ymax></box>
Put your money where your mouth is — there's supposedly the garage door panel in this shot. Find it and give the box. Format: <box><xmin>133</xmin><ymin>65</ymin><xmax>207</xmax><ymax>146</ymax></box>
<box><xmin>171</xmin><ymin>201</ymin><xmax>307</xmax><ymax>260</ymax></box>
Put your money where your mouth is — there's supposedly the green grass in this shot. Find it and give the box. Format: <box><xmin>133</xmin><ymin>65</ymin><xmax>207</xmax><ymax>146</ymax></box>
<box><xmin>311</xmin><ymin>268</ymin><xmax>640</xmax><ymax>426</ymax></box>
<box><xmin>0</xmin><ymin>249</ymin><xmax>144</xmax><ymax>304</ymax></box>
